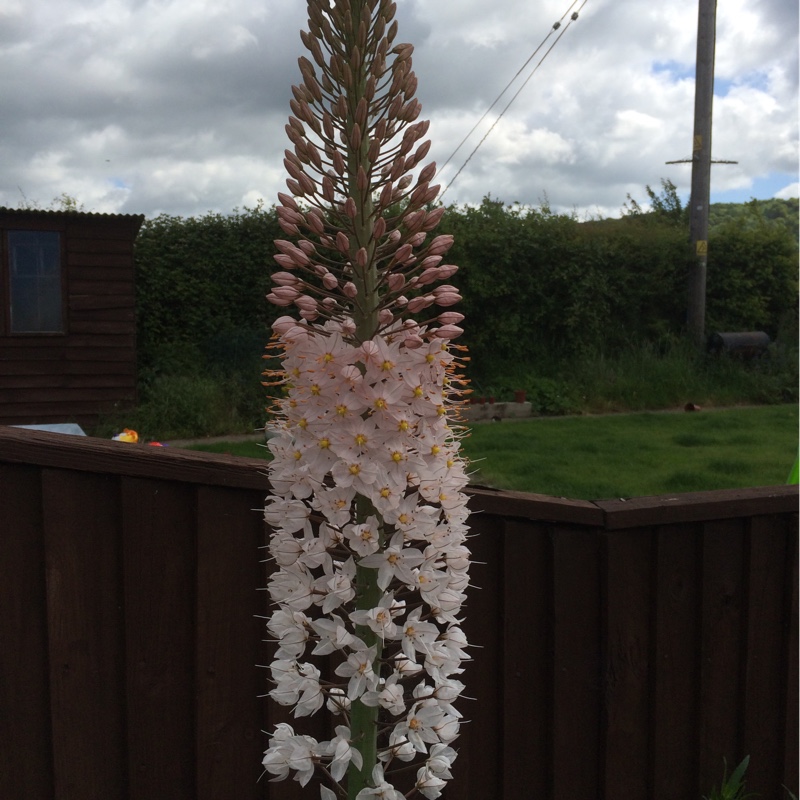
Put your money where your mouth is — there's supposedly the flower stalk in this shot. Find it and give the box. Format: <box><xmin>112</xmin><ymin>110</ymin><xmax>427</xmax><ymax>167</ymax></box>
<box><xmin>261</xmin><ymin>2</ymin><xmax>471</xmax><ymax>798</ymax></box>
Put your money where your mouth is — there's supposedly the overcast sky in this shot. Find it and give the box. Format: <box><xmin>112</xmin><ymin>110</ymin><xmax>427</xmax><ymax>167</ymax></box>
<box><xmin>1</xmin><ymin>0</ymin><xmax>797</xmax><ymax>220</ymax></box>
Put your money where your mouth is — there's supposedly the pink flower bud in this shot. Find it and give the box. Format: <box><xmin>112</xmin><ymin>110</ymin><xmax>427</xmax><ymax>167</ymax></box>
<box><xmin>387</xmin><ymin>274</ymin><xmax>405</xmax><ymax>292</ymax></box>
<box><xmin>271</xmin><ymin>286</ymin><xmax>301</xmax><ymax>303</ymax></box>
<box><xmin>433</xmin><ymin>292</ymin><xmax>462</xmax><ymax>307</ymax></box>
<box><xmin>379</xmin><ymin>309</ymin><xmax>394</xmax><ymax>325</ymax></box>
<box><xmin>271</xmin><ymin>316</ymin><xmax>297</xmax><ymax>334</ymax></box>
<box><xmin>323</xmin><ymin>273</ymin><xmax>339</xmax><ymax>290</ymax></box>
<box><xmin>428</xmin><ymin>235</ymin><xmax>454</xmax><ymax>256</ymax></box>
<box><xmin>432</xmin><ymin>324</ymin><xmax>464</xmax><ymax>340</ymax></box>
<box><xmin>437</xmin><ymin>312</ymin><xmax>465</xmax><ymax>325</ymax></box>
<box><xmin>395</xmin><ymin>295</ymin><xmax>408</xmax><ymax>307</ymax></box>
<box><xmin>418</xmin><ymin>255</ymin><xmax>443</xmax><ymax>271</ymax></box>
<box><xmin>343</xmin><ymin>282</ymin><xmax>358</xmax><ymax>298</ymax></box>
<box><xmin>277</xmin><ymin>192</ymin><xmax>299</xmax><ymax>211</ymax></box>
<box><xmin>432</xmin><ymin>285</ymin><xmax>462</xmax><ymax>307</ymax></box>
<box><xmin>273</xmin><ymin>254</ymin><xmax>298</xmax><ymax>270</ymax></box>
<box><xmin>403</xmin><ymin>335</ymin><xmax>425</xmax><ymax>349</ymax></box>
<box><xmin>272</xmin><ymin>271</ymin><xmax>300</xmax><ymax>287</ymax></box>
<box><xmin>336</xmin><ymin>231</ymin><xmax>350</xmax><ymax>254</ymax></box>
<box><xmin>407</xmin><ymin>295</ymin><xmax>434</xmax><ymax>314</ymax></box>
<box><xmin>437</xmin><ymin>264</ymin><xmax>459</xmax><ymax>279</ymax></box>
<box><xmin>416</xmin><ymin>267</ymin><xmax>440</xmax><ymax>287</ymax></box>
<box><xmin>393</xmin><ymin>243</ymin><xmax>413</xmax><ymax>265</ymax></box>
<box><xmin>294</xmin><ymin>295</ymin><xmax>318</xmax><ymax>313</ymax></box>
<box><xmin>266</xmin><ymin>292</ymin><xmax>293</xmax><ymax>307</ymax></box>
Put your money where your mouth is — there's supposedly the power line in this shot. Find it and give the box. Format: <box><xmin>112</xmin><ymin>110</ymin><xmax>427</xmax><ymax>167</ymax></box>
<box><xmin>436</xmin><ymin>0</ymin><xmax>583</xmax><ymax>179</ymax></box>
<box><xmin>438</xmin><ymin>0</ymin><xmax>589</xmax><ymax>201</ymax></box>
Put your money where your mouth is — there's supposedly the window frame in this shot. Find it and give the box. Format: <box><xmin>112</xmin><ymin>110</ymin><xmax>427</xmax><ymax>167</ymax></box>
<box><xmin>1</xmin><ymin>221</ymin><xmax>68</xmax><ymax>337</ymax></box>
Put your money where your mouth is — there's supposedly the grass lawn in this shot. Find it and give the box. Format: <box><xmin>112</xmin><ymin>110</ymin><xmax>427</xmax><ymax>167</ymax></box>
<box><xmin>461</xmin><ymin>404</ymin><xmax>798</xmax><ymax>500</ymax></box>
<box><xmin>185</xmin><ymin>404</ymin><xmax>799</xmax><ymax>501</ymax></box>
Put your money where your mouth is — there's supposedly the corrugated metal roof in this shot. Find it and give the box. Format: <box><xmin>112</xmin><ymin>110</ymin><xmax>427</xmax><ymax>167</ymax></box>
<box><xmin>0</xmin><ymin>207</ymin><xmax>145</xmax><ymax>222</ymax></box>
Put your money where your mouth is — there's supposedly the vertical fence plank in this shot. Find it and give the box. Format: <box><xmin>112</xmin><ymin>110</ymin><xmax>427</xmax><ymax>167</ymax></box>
<box><xmin>42</xmin><ymin>469</ymin><xmax>126</xmax><ymax>799</ymax></box>
<box><xmin>122</xmin><ymin>476</ymin><xmax>196</xmax><ymax>799</ymax></box>
<box><xmin>195</xmin><ymin>485</ymin><xmax>269</xmax><ymax>800</ymax></box>
<box><xmin>603</xmin><ymin>528</ymin><xmax>653</xmax><ymax>799</ymax></box>
<box><xmin>652</xmin><ymin>524</ymin><xmax>702</xmax><ymax>799</ymax></box>
<box><xmin>551</xmin><ymin>526</ymin><xmax>602</xmax><ymax>800</ymax></box>
<box><xmin>445</xmin><ymin>512</ymin><xmax>504</xmax><ymax>799</ymax></box>
<box><xmin>698</xmin><ymin>518</ymin><xmax>747</xmax><ymax>793</ymax></box>
<box><xmin>742</xmin><ymin>515</ymin><xmax>791</xmax><ymax>797</ymax></box>
<box><xmin>502</xmin><ymin>520</ymin><xmax>552</xmax><ymax>799</ymax></box>
<box><xmin>783</xmin><ymin>520</ymin><xmax>799</xmax><ymax>796</ymax></box>
<box><xmin>0</xmin><ymin>464</ymin><xmax>53</xmax><ymax>798</ymax></box>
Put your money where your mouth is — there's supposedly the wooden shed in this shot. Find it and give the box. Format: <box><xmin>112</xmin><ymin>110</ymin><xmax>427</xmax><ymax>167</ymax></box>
<box><xmin>0</xmin><ymin>208</ymin><xmax>144</xmax><ymax>426</ymax></box>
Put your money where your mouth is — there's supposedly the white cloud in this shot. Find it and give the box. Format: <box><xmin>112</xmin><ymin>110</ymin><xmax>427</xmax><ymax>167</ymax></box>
<box><xmin>775</xmin><ymin>182</ymin><xmax>799</xmax><ymax>200</ymax></box>
<box><xmin>0</xmin><ymin>0</ymin><xmax>796</xmax><ymax>219</ymax></box>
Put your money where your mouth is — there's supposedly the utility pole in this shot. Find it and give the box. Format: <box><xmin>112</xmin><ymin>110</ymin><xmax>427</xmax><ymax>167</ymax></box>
<box><xmin>687</xmin><ymin>0</ymin><xmax>718</xmax><ymax>348</ymax></box>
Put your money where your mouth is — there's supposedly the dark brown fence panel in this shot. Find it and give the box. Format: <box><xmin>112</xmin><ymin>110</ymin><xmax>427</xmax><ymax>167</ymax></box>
<box><xmin>743</xmin><ymin>515</ymin><xmax>795</xmax><ymax>796</ymax></box>
<box><xmin>0</xmin><ymin>427</ymin><xmax>796</xmax><ymax>800</ymax></box>
<box><xmin>0</xmin><ymin>463</ymin><xmax>53</xmax><ymax>797</ymax></box>
<box><xmin>551</xmin><ymin>525</ymin><xmax>603</xmax><ymax>800</ymax></box>
<box><xmin>122</xmin><ymin>477</ymin><xmax>197</xmax><ymax>799</ymax></box>
<box><xmin>698</xmin><ymin>518</ymin><xmax>748</xmax><ymax>791</ymax></box>
<box><xmin>195</xmin><ymin>484</ymin><xmax>269</xmax><ymax>800</ymax></box>
<box><xmin>42</xmin><ymin>468</ymin><xmax>127</xmax><ymax>799</ymax></box>
<box><xmin>652</xmin><ymin>523</ymin><xmax>703</xmax><ymax>800</ymax></box>
<box><xmin>501</xmin><ymin>519</ymin><xmax>553</xmax><ymax>799</ymax></box>
<box><xmin>603</xmin><ymin>528</ymin><xmax>655</xmax><ymax>799</ymax></box>
<box><xmin>445</xmin><ymin>510</ymin><xmax>505</xmax><ymax>799</ymax></box>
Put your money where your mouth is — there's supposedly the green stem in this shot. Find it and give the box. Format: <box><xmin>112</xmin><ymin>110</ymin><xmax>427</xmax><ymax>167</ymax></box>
<box><xmin>347</xmin><ymin>499</ymin><xmax>385</xmax><ymax>798</ymax></box>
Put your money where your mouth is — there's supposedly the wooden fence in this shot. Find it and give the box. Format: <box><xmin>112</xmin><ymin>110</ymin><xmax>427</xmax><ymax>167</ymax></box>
<box><xmin>0</xmin><ymin>425</ymin><xmax>797</xmax><ymax>799</ymax></box>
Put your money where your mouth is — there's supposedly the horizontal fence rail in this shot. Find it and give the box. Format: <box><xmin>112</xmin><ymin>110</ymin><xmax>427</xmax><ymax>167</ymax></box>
<box><xmin>0</xmin><ymin>426</ymin><xmax>797</xmax><ymax>799</ymax></box>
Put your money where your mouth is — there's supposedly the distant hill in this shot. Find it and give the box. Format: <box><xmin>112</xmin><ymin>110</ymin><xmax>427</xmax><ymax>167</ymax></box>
<box><xmin>709</xmin><ymin>197</ymin><xmax>798</xmax><ymax>241</ymax></box>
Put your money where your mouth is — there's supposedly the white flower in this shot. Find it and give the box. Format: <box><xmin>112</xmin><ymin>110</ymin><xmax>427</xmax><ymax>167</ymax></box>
<box><xmin>361</xmin><ymin>673</ymin><xmax>406</xmax><ymax>716</ymax></box>
<box><xmin>334</xmin><ymin>644</ymin><xmax>379</xmax><ymax>700</ymax></box>
<box><xmin>354</xmin><ymin>765</ymin><xmax>405</xmax><ymax>799</ymax></box>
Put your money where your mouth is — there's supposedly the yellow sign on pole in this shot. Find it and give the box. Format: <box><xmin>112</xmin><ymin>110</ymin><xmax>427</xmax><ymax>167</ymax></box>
<box><xmin>696</xmin><ymin>240</ymin><xmax>708</xmax><ymax>256</ymax></box>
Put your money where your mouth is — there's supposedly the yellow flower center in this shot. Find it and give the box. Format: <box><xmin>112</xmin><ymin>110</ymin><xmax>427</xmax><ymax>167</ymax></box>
<box><xmin>311</xmin><ymin>384</ymin><xmax>321</xmax><ymax>396</ymax></box>
<box><xmin>426</xmin><ymin>354</ymin><xmax>435</xmax><ymax>363</ymax></box>
<box><xmin>298</xmin><ymin>418</ymin><xmax>308</xmax><ymax>429</ymax></box>
<box><xmin>380</xmin><ymin>486</ymin><xmax>391</xmax><ymax>498</ymax></box>
<box><xmin>319</xmin><ymin>438</ymin><xmax>330</xmax><ymax>449</ymax></box>
<box><xmin>398</xmin><ymin>420</ymin><xmax>409</xmax><ymax>432</ymax></box>
<box><xmin>381</xmin><ymin>359</ymin><xmax>394</xmax><ymax>371</ymax></box>
<box><xmin>293</xmin><ymin>450</ymin><xmax>302</xmax><ymax>461</ymax></box>
<box><xmin>323</xmin><ymin>352</ymin><xmax>334</xmax><ymax>363</ymax></box>
<box><xmin>336</xmin><ymin>404</ymin><xmax>348</xmax><ymax>416</ymax></box>
<box><xmin>398</xmin><ymin>513</ymin><xmax>409</xmax><ymax>524</ymax></box>
<box><xmin>413</xmin><ymin>386</ymin><xmax>423</xmax><ymax>397</ymax></box>
<box><xmin>374</xmin><ymin>398</ymin><xmax>386</xmax><ymax>409</ymax></box>
<box><xmin>355</xmin><ymin>433</ymin><xmax>367</xmax><ymax>446</ymax></box>
<box><xmin>431</xmin><ymin>445</ymin><xmax>441</xmax><ymax>455</ymax></box>
<box><xmin>391</xmin><ymin>451</ymin><xmax>403</xmax><ymax>463</ymax></box>
<box><xmin>349</xmin><ymin>464</ymin><xmax>361</xmax><ymax>476</ymax></box>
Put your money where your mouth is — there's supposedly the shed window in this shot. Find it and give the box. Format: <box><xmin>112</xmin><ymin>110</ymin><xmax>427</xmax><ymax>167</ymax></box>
<box><xmin>7</xmin><ymin>230</ymin><xmax>63</xmax><ymax>333</ymax></box>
